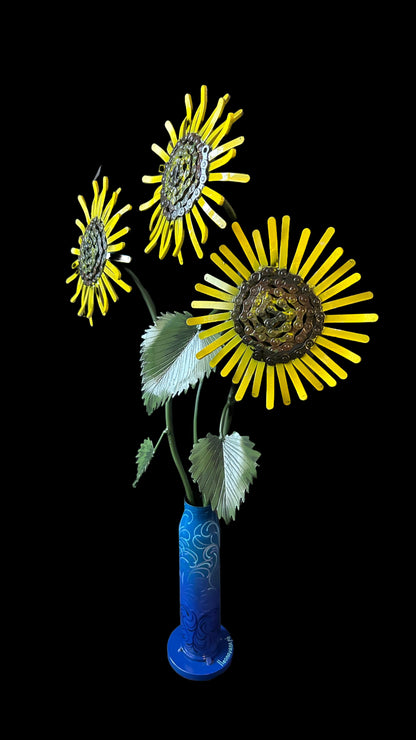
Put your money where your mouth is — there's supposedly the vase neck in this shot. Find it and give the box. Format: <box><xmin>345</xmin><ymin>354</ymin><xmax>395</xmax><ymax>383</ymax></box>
<box><xmin>183</xmin><ymin>500</ymin><xmax>216</xmax><ymax>521</ymax></box>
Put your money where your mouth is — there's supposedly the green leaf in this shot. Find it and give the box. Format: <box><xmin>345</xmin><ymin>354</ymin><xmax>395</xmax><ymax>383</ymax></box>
<box><xmin>189</xmin><ymin>432</ymin><xmax>261</xmax><ymax>524</ymax></box>
<box><xmin>133</xmin><ymin>438</ymin><xmax>155</xmax><ymax>487</ymax></box>
<box><xmin>140</xmin><ymin>311</ymin><xmax>218</xmax><ymax>414</ymax></box>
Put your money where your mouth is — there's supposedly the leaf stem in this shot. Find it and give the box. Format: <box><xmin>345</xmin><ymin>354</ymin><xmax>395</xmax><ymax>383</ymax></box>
<box><xmin>154</xmin><ymin>428</ymin><xmax>168</xmax><ymax>453</ymax></box>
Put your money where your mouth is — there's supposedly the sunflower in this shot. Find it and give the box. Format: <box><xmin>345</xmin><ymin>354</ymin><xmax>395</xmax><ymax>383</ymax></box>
<box><xmin>66</xmin><ymin>176</ymin><xmax>132</xmax><ymax>326</ymax></box>
<box><xmin>139</xmin><ymin>84</ymin><xmax>250</xmax><ymax>263</ymax></box>
<box><xmin>187</xmin><ymin>216</ymin><xmax>379</xmax><ymax>410</ymax></box>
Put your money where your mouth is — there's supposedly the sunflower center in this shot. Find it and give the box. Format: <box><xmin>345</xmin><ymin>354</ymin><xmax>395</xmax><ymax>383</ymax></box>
<box><xmin>232</xmin><ymin>267</ymin><xmax>325</xmax><ymax>364</ymax></box>
<box><xmin>79</xmin><ymin>217</ymin><xmax>108</xmax><ymax>286</ymax></box>
<box><xmin>160</xmin><ymin>133</ymin><xmax>210</xmax><ymax>221</ymax></box>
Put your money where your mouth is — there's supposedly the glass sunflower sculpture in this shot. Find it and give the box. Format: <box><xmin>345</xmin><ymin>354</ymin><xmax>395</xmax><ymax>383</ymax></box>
<box><xmin>139</xmin><ymin>84</ymin><xmax>250</xmax><ymax>263</ymax></box>
<box><xmin>187</xmin><ymin>216</ymin><xmax>379</xmax><ymax>410</ymax></box>
<box><xmin>66</xmin><ymin>176</ymin><xmax>132</xmax><ymax>326</ymax></box>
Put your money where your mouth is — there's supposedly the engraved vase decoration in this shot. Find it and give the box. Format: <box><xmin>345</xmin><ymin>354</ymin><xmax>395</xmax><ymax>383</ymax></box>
<box><xmin>167</xmin><ymin>501</ymin><xmax>233</xmax><ymax>680</ymax></box>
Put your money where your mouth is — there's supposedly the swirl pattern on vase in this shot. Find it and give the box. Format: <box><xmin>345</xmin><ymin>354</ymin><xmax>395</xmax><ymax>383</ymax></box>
<box><xmin>178</xmin><ymin>505</ymin><xmax>221</xmax><ymax>661</ymax></box>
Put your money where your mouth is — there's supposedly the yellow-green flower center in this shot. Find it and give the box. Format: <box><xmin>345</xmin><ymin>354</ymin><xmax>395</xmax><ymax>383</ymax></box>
<box><xmin>79</xmin><ymin>217</ymin><xmax>108</xmax><ymax>286</ymax></box>
<box><xmin>232</xmin><ymin>267</ymin><xmax>324</xmax><ymax>363</ymax></box>
<box><xmin>160</xmin><ymin>133</ymin><xmax>210</xmax><ymax>221</ymax></box>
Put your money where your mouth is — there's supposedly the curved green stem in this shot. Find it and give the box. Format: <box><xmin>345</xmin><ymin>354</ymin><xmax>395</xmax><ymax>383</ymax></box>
<box><xmin>125</xmin><ymin>267</ymin><xmax>157</xmax><ymax>322</ymax></box>
<box><xmin>219</xmin><ymin>385</ymin><xmax>237</xmax><ymax>439</ymax></box>
<box><xmin>193</xmin><ymin>377</ymin><xmax>204</xmax><ymax>446</ymax></box>
<box><xmin>165</xmin><ymin>399</ymin><xmax>195</xmax><ymax>504</ymax></box>
<box><xmin>223</xmin><ymin>198</ymin><xmax>237</xmax><ymax>222</ymax></box>
<box><xmin>127</xmin><ymin>266</ymin><xmax>195</xmax><ymax>504</ymax></box>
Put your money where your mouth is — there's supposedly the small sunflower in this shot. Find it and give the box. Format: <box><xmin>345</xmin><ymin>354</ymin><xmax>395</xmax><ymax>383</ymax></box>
<box><xmin>139</xmin><ymin>84</ymin><xmax>250</xmax><ymax>263</ymax></box>
<box><xmin>66</xmin><ymin>176</ymin><xmax>132</xmax><ymax>326</ymax></box>
<box><xmin>187</xmin><ymin>216</ymin><xmax>379</xmax><ymax>410</ymax></box>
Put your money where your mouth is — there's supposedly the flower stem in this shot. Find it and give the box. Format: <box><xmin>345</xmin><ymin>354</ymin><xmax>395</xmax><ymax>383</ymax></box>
<box><xmin>165</xmin><ymin>399</ymin><xmax>195</xmax><ymax>505</ymax></box>
<box><xmin>193</xmin><ymin>377</ymin><xmax>204</xmax><ymax>446</ymax></box>
<box><xmin>127</xmin><ymin>266</ymin><xmax>195</xmax><ymax>504</ymax></box>
<box><xmin>219</xmin><ymin>385</ymin><xmax>237</xmax><ymax>439</ymax></box>
<box><xmin>223</xmin><ymin>198</ymin><xmax>237</xmax><ymax>222</ymax></box>
<box><xmin>125</xmin><ymin>267</ymin><xmax>157</xmax><ymax>322</ymax></box>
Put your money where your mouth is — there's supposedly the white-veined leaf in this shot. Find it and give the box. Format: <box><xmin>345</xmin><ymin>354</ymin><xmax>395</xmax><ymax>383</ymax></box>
<box><xmin>140</xmin><ymin>312</ymin><xmax>217</xmax><ymax>414</ymax></box>
<box><xmin>189</xmin><ymin>432</ymin><xmax>261</xmax><ymax>524</ymax></box>
<box><xmin>132</xmin><ymin>438</ymin><xmax>155</xmax><ymax>487</ymax></box>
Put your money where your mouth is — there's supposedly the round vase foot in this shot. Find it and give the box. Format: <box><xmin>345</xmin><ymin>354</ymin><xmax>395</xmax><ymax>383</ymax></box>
<box><xmin>167</xmin><ymin>625</ymin><xmax>233</xmax><ymax>681</ymax></box>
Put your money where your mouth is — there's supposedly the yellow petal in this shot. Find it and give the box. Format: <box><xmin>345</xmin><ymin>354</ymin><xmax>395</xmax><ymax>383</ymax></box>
<box><xmin>252</xmin><ymin>229</ymin><xmax>268</xmax><ymax>267</ymax></box>
<box><xmin>285</xmin><ymin>361</ymin><xmax>308</xmax><ymax>401</ymax></box>
<box><xmin>172</xmin><ymin>217</ymin><xmax>185</xmax><ymax>257</ymax></box>
<box><xmin>192</xmin><ymin>204</ymin><xmax>209</xmax><ymax>244</ymax></box>
<box><xmin>321</xmin><ymin>326</ymin><xmax>369</xmax><ymax>343</ymax></box>
<box><xmin>321</xmin><ymin>290</ymin><xmax>373</xmax><ymax>312</ymax></box>
<box><xmin>232</xmin><ymin>346</ymin><xmax>252</xmax><ymax>384</ymax></box>
<box><xmin>191</xmin><ymin>299</ymin><xmax>235</xmax><ymax>311</ymax></box>
<box><xmin>210</xmin><ymin>252</ymin><xmax>245</xmax><ymax>286</ymax></box>
<box><xmin>151</xmin><ymin>143</ymin><xmax>170</xmax><ymax>163</ymax></box>
<box><xmin>190</xmin><ymin>84</ymin><xmax>208</xmax><ymax>133</ymax></box>
<box><xmin>298</xmin><ymin>226</ymin><xmax>335</xmax><ymax>279</ymax></box>
<box><xmin>196</xmin><ymin>328</ymin><xmax>236</xmax><ymax>360</ymax></box>
<box><xmin>219</xmin><ymin>245</ymin><xmax>251</xmax><ymax>280</ymax></box>
<box><xmin>314</xmin><ymin>259</ymin><xmax>355</xmax><ymax>296</ymax></box>
<box><xmin>235</xmin><ymin>358</ymin><xmax>257</xmax><ymax>402</ymax></box>
<box><xmin>252</xmin><ymin>361</ymin><xmax>265</xmax><ymax>398</ymax></box>
<box><xmin>307</xmin><ymin>247</ymin><xmax>344</xmax><ymax>287</ymax></box>
<box><xmin>315</xmin><ymin>336</ymin><xmax>361</xmax><ymax>363</ymax></box>
<box><xmin>231</xmin><ymin>222</ymin><xmax>259</xmax><ymax>271</ymax></box>
<box><xmin>267</xmin><ymin>217</ymin><xmax>279</xmax><ymax>266</ymax></box>
<box><xmin>309</xmin><ymin>345</ymin><xmax>348</xmax><ymax>379</ymax></box>
<box><xmin>209</xmin><ymin>135</ymin><xmax>245</xmax><ymax>161</ymax></box>
<box><xmin>279</xmin><ymin>215</ymin><xmax>290</xmax><ymax>269</ymax></box>
<box><xmin>164</xmin><ymin>120</ymin><xmax>178</xmax><ymax>146</ymax></box>
<box><xmin>289</xmin><ymin>227</ymin><xmax>310</xmax><ymax>274</ymax></box>
<box><xmin>139</xmin><ymin>186</ymin><xmax>163</xmax><ymax>212</ymax></box>
<box><xmin>202</xmin><ymin>185</ymin><xmax>225</xmax><ymax>206</ymax></box>
<box><xmin>210</xmin><ymin>334</ymin><xmax>241</xmax><ymax>368</ymax></box>
<box><xmin>324</xmin><ymin>313</ymin><xmax>378</xmax><ymax>323</ymax></box>
<box><xmin>187</xmin><ymin>311</ymin><xmax>231</xmax><ymax>326</ymax></box>
<box><xmin>199</xmin><ymin>95</ymin><xmax>227</xmax><ymax>141</ymax></box>
<box><xmin>195</xmin><ymin>283</ymin><xmax>235</xmax><ymax>302</ymax></box>
<box><xmin>198</xmin><ymin>196</ymin><xmax>227</xmax><ymax>229</ymax></box>
<box><xmin>301</xmin><ymin>353</ymin><xmax>337</xmax><ymax>386</ymax></box>
<box><xmin>185</xmin><ymin>211</ymin><xmax>204</xmax><ymax>259</ymax></box>
<box><xmin>266</xmin><ymin>364</ymin><xmax>275</xmax><ymax>410</ymax></box>
<box><xmin>203</xmin><ymin>273</ymin><xmax>239</xmax><ymax>296</ymax></box>
<box><xmin>220</xmin><ymin>342</ymin><xmax>246</xmax><ymax>377</ymax></box>
<box><xmin>78</xmin><ymin>195</ymin><xmax>90</xmax><ymax>224</ymax></box>
<box><xmin>276</xmin><ymin>364</ymin><xmax>291</xmax><ymax>405</ymax></box>
<box><xmin>208</xmin><ymin>148</ymin><xmax>236</xmax><ymax>172</ymax></box>
<box><xmin>318</xmin><ymin>273</ymin><xmax>361</xmax><ymax>303</ymax></box>
<box><xmin>292</xmin><ymin>357</ymin><xmax>324</xmax><ymax>392</ymax></box>
<box><xmin>199</xmin><ymin>319</ymin><xmax>235</xmax><ymax>338</ymax></box>
<box><xmin>142</xmin><ymin>174</ymin><xmax>163</xmax><ymax>184</ymax></box>
<box><xmin>208</xmin><ymin>172</ymin><xmax>250</xmax><ymax>183</ymax></box>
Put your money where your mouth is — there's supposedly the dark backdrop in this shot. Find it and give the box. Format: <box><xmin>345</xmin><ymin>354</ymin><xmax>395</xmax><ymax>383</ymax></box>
<box><xmin>32</xmin><ymin>8</ymin><xmax>394</xmax><ymax>727</ymax></box>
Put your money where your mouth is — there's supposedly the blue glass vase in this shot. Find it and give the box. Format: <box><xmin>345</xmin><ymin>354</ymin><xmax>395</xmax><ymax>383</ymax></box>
<box><xmin>167</xmin><ymin>501</ymin><xmax>233</xmax><ymax>680</ymax></box>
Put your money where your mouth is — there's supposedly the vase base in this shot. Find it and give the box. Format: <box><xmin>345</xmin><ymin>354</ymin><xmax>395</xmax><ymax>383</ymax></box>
<box><xmin>167</xmin><ymin>625</ymin><xmax>233</xmax><ymax>681</ymax></box>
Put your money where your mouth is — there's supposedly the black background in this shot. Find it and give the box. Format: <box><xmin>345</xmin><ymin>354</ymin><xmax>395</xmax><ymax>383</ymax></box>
<box><xmin>25</xmin><ymin>6</ymin><xmax>401</xmax><ymax>729</ymax></box>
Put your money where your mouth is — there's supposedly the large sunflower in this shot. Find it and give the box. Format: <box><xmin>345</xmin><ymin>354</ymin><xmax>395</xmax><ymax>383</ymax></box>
<box><xmin>66</xmin><ymin>176</ymin><xmax>132</xmax><ymax>326</ymax></box>
<box><xmin>139</xmin><ymin>85</ymin><xmax>250</xmax><ymax>263</ymax></box>
<box><xmin>187</xmin><ymin>216</ymin><xmax>378</xmax><ymax>410</ymax></box>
